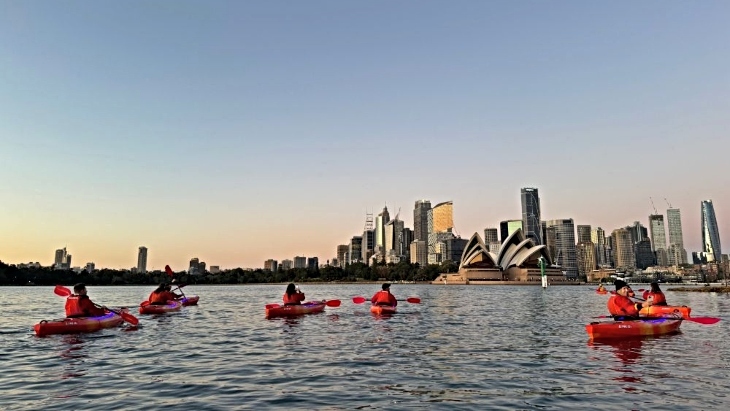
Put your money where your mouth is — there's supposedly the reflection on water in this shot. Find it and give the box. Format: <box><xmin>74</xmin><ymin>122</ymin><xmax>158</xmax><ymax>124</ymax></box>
<box><xmin>1</xmin><ymin>285</ymin><xmax>730</xmax><ymax>410</ymax></box>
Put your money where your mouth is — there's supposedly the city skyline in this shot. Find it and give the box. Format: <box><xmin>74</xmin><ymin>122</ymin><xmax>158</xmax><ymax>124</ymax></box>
<box><xmin>1</xmin><ymin>2</ymin><xmax>729</xmax><ymax>269</ymax></box>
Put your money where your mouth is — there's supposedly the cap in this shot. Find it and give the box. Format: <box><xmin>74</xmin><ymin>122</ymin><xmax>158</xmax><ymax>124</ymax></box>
<box><xmin>614</xmin><ymin>279</ymin><xmax>628</xmax><ymax>290</ymax></box>
<box><xmin>382</xmin><ymin>283</ymin><xmax>391</xmax><ymax>290</ymax></box>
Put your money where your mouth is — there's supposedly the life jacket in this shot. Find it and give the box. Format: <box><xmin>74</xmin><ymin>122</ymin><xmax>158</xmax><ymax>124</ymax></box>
<box><xmin>149</xmin><ymin>291</ymin><xmax>172</xmax><ymax>305</ymax></box>
<box><xmin>372</xmin><ymin>291</ymin><xmax>396</xmax><ymax>306</ymax></box>
<box><xmin>65</xmin><ymin>295</ymin><xmax>85</xmax><ymax>318</ymax></box>
<box><xmin>607</xmin><ymin>294</ymin><xmax>640</xmax><ymax>318</ymax></box>
<box><xmin>283</xmin><ymin>292</ymin><xmax>305</xmax><ymax>305</ymax></box>
<box><xmin>647</xmin><ymin>291</ymin><xmax>667</xmax><ymax>306</ymax></box>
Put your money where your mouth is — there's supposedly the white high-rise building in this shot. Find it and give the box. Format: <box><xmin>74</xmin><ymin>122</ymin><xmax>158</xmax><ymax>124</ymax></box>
<box><xmin>649</xmin><ymin>215</ymin><xmax>668</xmax><ymax>266</ymax></box>
<box><xmin>137</xmin><ymin>246</ymin><xmax>148</xmax><ymax>274</ymax></box>
<box><xmin>375</xmin><ymin>206</ymin><xmax>390</xmax><ymax>256</ymax></box>
<box><xmin>666</xmin><ymin>208</ymin><xmax>687</xmax><ymax>265</ymax></box>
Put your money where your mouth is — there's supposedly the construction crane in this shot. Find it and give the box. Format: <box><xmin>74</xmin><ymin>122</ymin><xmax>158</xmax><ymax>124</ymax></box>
<box><xmin>649</xmin><ymin>197</ymin><xmax>658</xmax><ymax>214</ymax></box>
<box><xmin>665</xmin><ymin>198</ymin><xmax>672</xmax><ymax>208</ymax></box>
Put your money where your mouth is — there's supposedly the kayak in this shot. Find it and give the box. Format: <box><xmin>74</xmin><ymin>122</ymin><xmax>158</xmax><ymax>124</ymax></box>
<box><xmin>179</xmin><ymin>296</ymin><xmax>199</xmax><ymax>306</ymax></box>
<box><xmin>585</xmin><ymin>318</ymin><xmax>682</xmax><ymax>340</ymax></box>
<box><xmin>639</xmin><ymin>304</ymin><xmax>691</xmax><ymax>319</ymax></box>
<box><xmin>266</xmin><ymin>301</ymin><xmax>326</xmax><ymax>318</ymax></box>
<box><xmin>596</xmin><ymin>289</ymin><xmax>608</xmax><ymax>295</ymax></box>
<box><xmin>34</xmin><ymin>309</ymin><xmax>126</xmax><ymax>337</ymax></box>
<box><xmin>370</xmin><ymin>305</ymin><xmax>397</xmax><ymax>315</ymax></box>
<box><xmin>139</xmin><ymin>300</ymin><xmax>182</xmax><ymax>314</ymax></box>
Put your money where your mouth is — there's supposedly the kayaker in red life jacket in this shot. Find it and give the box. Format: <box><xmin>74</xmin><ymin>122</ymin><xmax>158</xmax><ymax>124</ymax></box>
<box><xmin>642</xmin><ymin>282</ymin><xmax>668</xmax><ymax>306</ymax></box>
<box><xmin>371</xmin><ymin>283</ymin><xmax>397</xmax><ymax>307</ymax></box>
<box><xmin>283</xmin><ymin>283</ymin><xmax>305</xmax><ymax>305</ymax></box>
<box><xmin>148</xmin><ymin>283</ymin><xmax>181</xmax><ymax>305</ymax></box>
<box><xmin>65</xmin><ymin>283</ymin><xmax>106</xmax><ymax>318</ymax></box>
<box><xmin>607</xmin><ymin>279</ymin><xmax>643</xmax><ymax>319</ymax></box>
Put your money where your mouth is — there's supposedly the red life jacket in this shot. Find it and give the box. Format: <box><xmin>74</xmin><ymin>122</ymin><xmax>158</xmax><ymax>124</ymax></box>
<box><xmin>283</xmin><ymin>292</ymin><xmax>305</xmax><ymax>305</ymax></box>
<box><xmin>648</xmin><ymin>291</ymin><xmax>667</xmax><ymax>306</ymax></box>
<box><xmin>65</xmin><ymin>296</ymin><xmax>84</xmax><ymax>318</ymax></box>
<box><xmin>607</xmin><ymin>295</ymin><xmax>639</xmax><ymax>317</ymax></box>
<box><xmin>149</xmin><ymin>291</ymin><xmax>173</xmax><ymax>305</ymax></box>
<box><xmin>371</xmin><ymin>291</ymin><xmax>397</xmax><ymax>306</ymax></box>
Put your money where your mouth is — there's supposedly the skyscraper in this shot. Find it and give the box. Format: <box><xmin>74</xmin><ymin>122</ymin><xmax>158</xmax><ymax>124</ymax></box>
<box><xmin>264</xmin><ymin>259</ymin><xmax>278</xmax><ymax>272</ymax></box>
<box><xmin>649</xmin><ymin>215</ymin><xmax>668</xmax><ymax>266</ymax></box>
<box><xmin>483</xmin><ymin>228</ymin><xmax>499</xmax><ymax>244</ymax></box>
<box><xmin>413</xmin><ymin>200</ymin><xmax>431</xmax><ymax>241</ymax></box>
<box><xmin>666</xmin><ymin>208</ymin><xmax>687</xmax><ymax>265</ymax></box>
<box><xmin>576</xmin><ymin>225</ymin><xmax>595</xmax><ymax>275</ymax></box>
<box><xmin>336</xmin><ymin>244</ymin><xmax>348</xmax><ymax>267</ymax></box>
<box><xmin>137</xmin><ymin>246</ymin><xmax>148</xmax><ymax>274</ymax></box>
<box><xmin>361</xmin><ymin>230</ymin><xmax>375</xmax><ymax>263</ymax></box>
<box><xmin>701</xmin><ymin>200</ymin><xmax>722</xmax><ymax>262</ymax></box>
<box><xmin>428</xmin><ymin>201</ymin><xmax>454</xmax><ymax>262</ymax></box>
<box><xmin>349</xmin><ymin>236</ymin><xmax>363</xmax><ymax>265</ymax></box>
<box><xmin>612</xmin><ymin>228</ymin><xmax>636</xmax><ymax>271</ymax></box>
<box><xmin>499</xmin><ymin>220</ymin><xmax>523</xmax><ymax>242</ymax></box>
<box><xmin>521</xmin><ymin>187</ymin><xmax>542</xmax><ymax>245</ymax></box>
<box><xmin>545</xmin><ymin>219</ymin><xmax>577</xmax><ymax>278</ymax></box>
<box><xmin>591</xmin><ymin>227</ymin><xmax>607</xmax><ymax>267</ymax></box>
<box><xmin>576</xmin><ymin>225</ymin><xmax>592</xmax><ymax>244</ymax></box>
<box><xmin>375</xmin><ymin>206</ymin><xmax>390</xmax><ymax>256</ymax></box>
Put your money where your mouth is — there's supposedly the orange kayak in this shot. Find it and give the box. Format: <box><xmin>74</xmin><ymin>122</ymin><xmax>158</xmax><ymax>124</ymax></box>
<box><xmin>596</xmin><ymin>289</ymin><xmax>608</xmax><ymax>295</ymax></box>
<box><xmin>586</xmin><ymin>318</ymin><xmax>682</xmax><ymax>340</ymax></box>
<box><xmin>139</xmin><ymin>300</ymin><xmax>182</xmax><ymax>314</ymax></box>
<box><xmin>370</xmin><ymin>305</ymin><xmax>397</xmax><ymax>315</ymax></box>
<box><xmin>265</xmin><ymin>302</ymin><xmax>326</xmax><ymax>318</ymax></box>
<box><xmin>639</xmin><ymin>305</ymin><xmax>691</xmax><ymax>319</ymax></box>
<box><xmin>34</xmin><ymin>309</ymin><xmax>126</xmax><ymax>337</ymax></box>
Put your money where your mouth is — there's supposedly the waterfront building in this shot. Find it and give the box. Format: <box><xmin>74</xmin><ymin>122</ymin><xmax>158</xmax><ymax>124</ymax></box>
<box><xmin>667</xmin><ymin>207</ymin><xmax>687</xmax><ymax>265</ymax></box>
<box><xmin>428</xmin><ymin>201</ymin><xmax>454</xmax><ymax>262</ymax></box>
<box><xmin>307</xmin><ymin>257</ymin><xmax>319</xmax><ymax>270</ymax></box>
<box><xmin>545</xmin><ymin>219</ymin><xmax>577</xmax><ymax>278</ymax></box>
<box><xmin>375</xmin><ymin>206</ymin><xmax>391</xmax><ymax>257</ymax></box>
<box><xmin>576</xmin><ymin>242</ymin><xmax>596</xmax><ymax>278</ymax></box>
<box><xmin>336</xmin><ymin>244</ymin><xmax>348</xmax><ymax>267</ymax></box>
<box><xmin>521</xmin><ymin>187</ymin><xmax>542</xmax><ymax>245</ymax></box>
<box><xmin>280</xmin><ymin>260</ymin><xmax>293</xmax><ymax>270</ymax></box>
<box><xmin>410</xmin><ymin>240</ymin><xmax>428</xmax><ymax>266</ymax></box>
<box><xmin>649</xmin><ymin>214</ymin><xmax>668</xmax><ymax>266</ymax></box>
<box><xmin>635</xmin><ymin>238</ymin><xmax>655</xmax><ymax>269</ymax></box>
<box><xmin>413</xmin><ymin>200</ymin><xmax>431</xmax><ymax>242</ymax></box>
<box><xmin>499</xmin><ymin>220</ymin><xmax>523</xmax><ymax>243</ymax></box>
<box><xmin>349</xmin><ymin>236</ymin><xmax>363</xmax><ymax>265</ymax></box>
<box><xmin>611</xmin><ymin>228</ymin><xmax>636</xmax><ymax>271</ymax></box>
<box><xmin>264</xmin><ymin>259</ymin><xmax>278</xmax><ymax>272</ymax></box>
<box><xmin>701</xmin><ymin>200</ymin><xmax>722</xmax><ymax>262</ymax></box>
<box><xmin>591</xmin><ymin>227</ymin><xmax>608</xmax><ymax>267</ymax></box>
<box><xmin>137</xmin><ymin>246</ymin><xmax>148</xmax><ymax>274</ymax></box>
<box><xmin>293</xmin><ymin>256</ymin><xmax>307</xmax><ymax>269</ymax></box>
<box><xmin>362</xmin><ymin>229</ymin><xmax>375</xmax><ymax>263</ymax></box>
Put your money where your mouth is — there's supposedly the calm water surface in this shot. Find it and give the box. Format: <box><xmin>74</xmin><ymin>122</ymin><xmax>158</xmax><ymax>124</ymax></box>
<box><xmin>1</xmin><ymin>285</ymin><xmax>729</xmax><ymax>410</ymax></box>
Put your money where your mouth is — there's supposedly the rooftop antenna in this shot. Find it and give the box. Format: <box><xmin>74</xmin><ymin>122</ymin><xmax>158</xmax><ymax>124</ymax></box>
<box><xmin>649</xmin><ymin>197</ymin><xmax>658</xmax><ymax>214</ymax></box>
<box><xmin>664</xmin><ymin>198</ymin><xmax>672</xmax><ymax>208</ymax></box>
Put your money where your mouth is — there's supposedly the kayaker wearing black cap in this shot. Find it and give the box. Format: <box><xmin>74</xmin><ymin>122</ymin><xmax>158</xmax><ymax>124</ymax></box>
<box><xmin>607</xmin><ymin>279</ymin><xmax>643</xmax><ymax>319</ymax></box>
<box><xmin>371</xmin><ymin>283</ymin><xmax>397</xmax><ymax>307</ymax></box>
<box><xmin>642</xmin><ymin>282</ymin><xmax>668</xmax><ymax>306</ymax></box>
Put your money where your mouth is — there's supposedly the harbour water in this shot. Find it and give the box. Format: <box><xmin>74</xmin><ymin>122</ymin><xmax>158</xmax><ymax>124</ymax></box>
<box><xmin>1</xmin><ymin>285</ymin><xmax>728</xmax><ymax>410</ymax></box>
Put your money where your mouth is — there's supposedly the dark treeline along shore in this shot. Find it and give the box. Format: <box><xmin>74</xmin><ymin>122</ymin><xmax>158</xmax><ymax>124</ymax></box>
<box><xmin>0</xmin><ymin>260</ymin><xmax>456</xmax><ymax>286</ymax></box>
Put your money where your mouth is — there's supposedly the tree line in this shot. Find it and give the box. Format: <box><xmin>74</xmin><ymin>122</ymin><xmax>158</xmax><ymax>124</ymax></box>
<box><xmin>0</xmin><ymin>260</ymin><xmax>459</xmax><ymax>286</ymax></box>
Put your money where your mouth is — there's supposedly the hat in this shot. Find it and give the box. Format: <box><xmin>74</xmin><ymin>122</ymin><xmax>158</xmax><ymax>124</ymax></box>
<box><xmin>614</xmin><ymin>279</ymin><xmax>628</xmax><ymax>290</ymax></box>
<box><xmin>382</xmin><ymin>283</ymin><xmax>391</xmax><ymax>290</ymax></box>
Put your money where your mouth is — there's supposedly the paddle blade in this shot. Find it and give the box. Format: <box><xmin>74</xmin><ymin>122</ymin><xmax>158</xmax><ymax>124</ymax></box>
<box><xmin>406</xmin><ymin>297</ymin><xmax>421</xmax><ymax>304</ymax></box>
<box><xmin>54</xmin><ymin>285</ymin><xmax>72</xmax><ymax>297</ymax></box>
<box><xmin>165</xmin><ymin>265</ymin><xmax>174</xmax><ymax>277</ymax></box>
<box><xmin>687</xmin><ymin>316</ymin><xmax>721</xmax><ymax>325</ymax></box>
<box><xmin>352</xmin><ymin>296</ymin><xmax>367</xmax><ymax>304</ymax></box>
<box><xmin>325</xmin><ymin>300</ymin><xmax>341</xmax><ymax>307</ymax></box>
<box><xmin>265</xmin><ymin>303</ymin><xmax>281</xmax><ymax>309</ymax></box>
<box><xmin>120</xmin><ymin>311</ymin><xmax>139</xmax><ymax>325</ymax></box>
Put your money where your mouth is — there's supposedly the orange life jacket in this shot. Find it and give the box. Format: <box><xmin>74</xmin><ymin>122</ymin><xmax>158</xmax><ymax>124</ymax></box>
<box><xmin>371</xmin><ymin>291</ymin><xmax>397</xmax><ymax>306</ymax></box>
<box><xmin>149</xmin><ymin>291</ymin><xmax>173</xmax><ymax>305</ymax></box>
<box><xmin>65</xmin><ymin>295</ymin><xmax>84</xmax><ymax>318</ymax></box>
<box><xmin>647</xmin><ymin>291</ymin><xmax>667</xmax><ymax>306</ymax></box>
<box><xmin>607</xmin><ymin>294</ymin><xmax>640</xmax><ymax>317</ymax></box>
<box><xmin>283</xmin><ymin>292</ymin><xmax>305</xmax><ymax>305</ymax></box>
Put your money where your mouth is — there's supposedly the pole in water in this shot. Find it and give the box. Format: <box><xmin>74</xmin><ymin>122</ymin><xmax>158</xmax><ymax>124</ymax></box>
<box><xmin>540</xmin><ymin>257</ymin><xmax>548</xmax><ymax>288</ymax></box>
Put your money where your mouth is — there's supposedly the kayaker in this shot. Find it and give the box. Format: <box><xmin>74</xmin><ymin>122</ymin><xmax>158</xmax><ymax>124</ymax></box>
<box><xmin>283</xmin><ymin>283</ymin><xmax>305</xmax><ymax>305</ymax></box>
<box><xmin>371</xmin><ymin>283</ymin><xmax>397</xmax><ymax>307</ymax></box>
<box><xmin>65</xmin><ymin>283</ymin><xmax>106</xmax><ymax>318</ymax></box>
<box><xmin>643</xmin><ymin>282</ymin><xmax>667</xmax><ymax>306</ymax></box>
<box><xmin>148</xmin><ymin>283</ymin><xmax>181</xmax><ymax>305</ymax></box>
<box><xmin>597</xmin><ymin>284</ymin><xmax>606</xmax><ymax>292</ymax></box>
<box><xmin>607</xmin><ymin>279</ymin><xmax>642</xmax><ymax>319</ymax></box>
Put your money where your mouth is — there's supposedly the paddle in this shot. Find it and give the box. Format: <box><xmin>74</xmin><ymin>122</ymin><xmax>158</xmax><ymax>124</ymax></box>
<box><xmin>352</xmin><ymin>296</ymin><xmax>421</xmax><ymax>304</ymax></box>
<box><xmin>165</xmin><ymin>265</ymin><xmax>187</xmax><ymax>298</ymax></box>
<box><xmin>592</xmin><ymin>315</ymin><xmax>721</xmax><ymax>325</ymax></box>
<box><xmin>265</xmin><ymin>300</ymin><xmax>341</xmax><ymax>309</ymax></box>
<box><xmin>54</xmin><ymin>285</ymin><xmax>139</xmax><ymax>325</ymax></box>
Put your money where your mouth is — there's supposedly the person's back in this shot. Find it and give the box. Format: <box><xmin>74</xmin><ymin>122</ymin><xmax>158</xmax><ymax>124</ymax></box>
<box><xmin>283</xmin><ymin>283</ymin><xmax>305</xmax><ymax>305</ymax></box>
<box><xmin>371</xmin><ymin>284</ymin><xmax>397</xmax><ymax>307</ymax></box>
<box><xmin>645</xmin><ymin>282</ymin><xmax>667</xmax><ymax>306</ymax></box>
<box><xmin>149</xmin><ymin>284</ymin><xmax>175</xmax><ymax>305</ymax></box>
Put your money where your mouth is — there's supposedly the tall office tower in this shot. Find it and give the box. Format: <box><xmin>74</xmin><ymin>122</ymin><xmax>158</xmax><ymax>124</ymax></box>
<box><xmin>402</xmin><ymin>228</ymin><xmax>413</xmax><ymax>260</ymax></box>
<box><xmin>499</xmin><ymin>220</ymin><xmax>523</xmax><ymax>242</ymax></box>
<box><xmin>521</xmin><ymin>187</ymin><xmax>542</xmax><ymax>245</ymax></box>
<box><xmin>307</xmin><ymin>257</ymin><xmax>319</xmax><ymax>270</ymax></box>
<box><xmin>264</xmin><ymin>259</ymin><xmax>278</xmax><ymax>272</ymax></box>
<box><xmin>336</xmin><ymin>244</ymin><xmax>349</xmax><ymax>267</ymax></box>
<box><xmin>137</xmin><ymin>246</ymin><xmax>148</xmax><ymax>274</ymax></box>
<box><xmin>54</xmin><ymin>248</ymin><xmax>66</xmax><ymax>266</ymax></box>
<box><xmin>577</xmin><ymin>225</ymin><xmax>592</xmax><ymax>244</ymax></box>
<box><xmin>410</xmin><ymin>240</ymin><xmax>428</xmax><ymax>265</ymax></box>
<box><xmin>545</xmin><ymin>219</ymin><xmax>577</xmax><ymax>278</ymax></box>
<box><xmin>413</xmin><ymin>200</ymin><xmax>431</xmax><ymax>241</ymax></box>
<box><xmin>349</xmin><ymin>236</ymin><xmax>363</xmax><ymax>265</ymax></box>
<box><xmin>361</xmin><ymin>230</ymin><xmax>375</xmax><ymax>263</ymax></box>
<box><xmin>667</xmin><ymin>208</ymin><xmax>687</xmax><ymax>265</ymax></box>
<box><xmin>375</xmin><ymin>206</ymin><xmax>390</xmax><ymax>254</ymax></box>
<box><xmin>189</xmin><ymin>258</ymin><xmax>200</xmax><ymax>274</ymax></box>
<box><xmin>293</xmin><ymin>256</ymin><xmax>307</xmax><ymax>269</ymax></box>
<box><xmin>280</xmin><ymin>259</ymin><xmax>293</xmax><ymax>270</ymax></box>
<box><xmin>701</xmin><ymin>200</ymin><xmax>722</xmax><ymax>262</ymax></box>
<box><xmin>484</xmin><ymin>228</ymin><xmax>499</xmax><ymax>244</ymax></box>
<box><xmin>635</xmin><ymin>239</ymin><xmax>655</xmax><ymax>269</ymax></box>
<box><xmin>384</xmin><ymin>219</ymin><xmax>405</xmax><ymax>256</ymax></box>
<box><xmin>428</xmin><ymin>201</ymin><xmax>454</xmax><ymax>259</ymax></box>
<box><xmin>627</xmin><ymin>221</ymin><xmax>648</xmax><ymax>244</ymax></box>
<box><xmin>576</xmin><ymin>242</ymin><xmax>596</xmax><ymax>278</ymax></box>
<box><xmin>66</xmin><ymin>254</ymin><xmax>72</xmax><ymax>268</ymax></box>
<box><xmin>611</xmin><ymin>228</ymin><xmax>636</xmax><ymax>271</ymax></box>
<box><xmin>649</xmin><ymin>214</ymin><xmax>668</xmax><ymax>266</ymax></box>
<box><xmin>605</xmin><ymin>235</ymin><xmax>615</xmax><ymax>268</ymax></box>
<box><xmin>446</xmin><ymin>238</ymin><xmax>469</xmax><ymax>263</ymax></box>
<box><xmin>545</xmin><ymin>226</ymin><xmax>557</xmax><ymax>262</ymax></box>
<box><xmin>591</xmin><ymin>227</ymin><xmax>607</xmax><ymax>267</ymax></box>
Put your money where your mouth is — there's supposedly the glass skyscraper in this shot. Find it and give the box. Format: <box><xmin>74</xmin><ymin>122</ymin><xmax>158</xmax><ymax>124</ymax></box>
<box><xmin>521</xmin><ymin>187</ymin><xmax>542</xmax><ymax>245</ymax></box>
<box><xmin>701</xmin><ymin>200</ymin><xmax>722</xmax><ymax>262</ymax></box>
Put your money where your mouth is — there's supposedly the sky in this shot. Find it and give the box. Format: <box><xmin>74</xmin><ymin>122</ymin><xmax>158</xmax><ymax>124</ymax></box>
<box><xmin>1</xmin><ymin>1</ymin><xmax>728</xmax><ymax>269</ymax></box>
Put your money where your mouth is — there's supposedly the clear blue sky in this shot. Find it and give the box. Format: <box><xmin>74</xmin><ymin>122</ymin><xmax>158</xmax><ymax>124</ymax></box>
<box><xmin>1</xmin><ymin>1</ymin><xmax>728</xmax><ymax>269</ymax></box>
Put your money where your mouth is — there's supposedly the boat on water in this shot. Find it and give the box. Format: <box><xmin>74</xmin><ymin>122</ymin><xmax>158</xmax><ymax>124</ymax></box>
<box><xmin>139</xmin><ymin>300</ymin><xmax>182</xmax><ymax>314</ymax></box>
<box><xmin>639</xmin><ymin>304</ymin><xmax>690</xmax><ymax>319</ymax></box>
<box><xmin>370</xmin><ymin>305</ymin><xmax>397</xmax><ymax>315</ymax></box>
<box><xmin>34</xmin><ymin>309</ymin><xmax>127</xmax><ymax>337</ymax></box>
<box><xmin>179</xmin><ymin>296</ymin><xmax>199</xmax><ymax>306</ymax></box>
<box><xmin>265</xmin><ymin>301</ymin><xmax>326</xmax><ymax>318</ymax></box>
<box><xmin>586</xmin><ymin>317</ymin><xmax>682</xmax><ymax>340</ymax></box>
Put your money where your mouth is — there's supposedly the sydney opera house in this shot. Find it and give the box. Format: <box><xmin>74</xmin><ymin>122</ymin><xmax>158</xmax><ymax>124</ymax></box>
<box><xmin>433</xmin><ymin>229</ymin><xmax>568</xmax><ymax>284</ymax></box>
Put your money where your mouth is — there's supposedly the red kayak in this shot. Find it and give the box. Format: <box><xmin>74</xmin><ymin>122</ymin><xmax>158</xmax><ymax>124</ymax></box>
<box><xmin>139</xmin><ymin>300</ymin><xmax>182</xmax><ymax>314</ymax></box>
<box><xmin>370</xmin><ymin>305</ymin><xmax>397</xmax><ymax>315</ymax></box>
<box><xmin>179</xmin><ymin>296</ymin><xmax>199</xmax><ymax>306</ymax></box>
<box><xmin>586</xmin><ymin>318</ymin><xmax>682</xmax><ymax>340</ymax></box>
<box><xmin>265</xmin><ymin>301</ymin><xmax>326</xmax><ymax>318</ymax></box>
<box><xmin>639</xmin><ymin>305</ymin><xmax>691</xmax><ymax>319</ymax></box>
<box><xmin>596</xmin><ymin>289</ymin><xmax>608</xmax><ymax>295</ymax></box>
<box><xmin>34</xmin><ymin>309</ymin><xmax>126</xmax><ymax>337</ymax></box>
